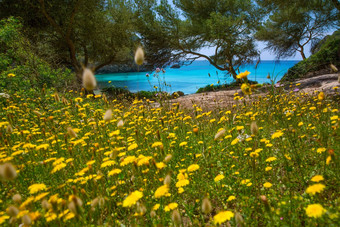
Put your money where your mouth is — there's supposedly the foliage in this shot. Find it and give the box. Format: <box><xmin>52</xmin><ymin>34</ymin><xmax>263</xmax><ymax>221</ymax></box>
<box><xmin>196</xmin><ymin>80</ymin><xmax>258</xmax><ymax>93</ymax></box>
<box><xmin>0</xmin><ymin>17</ymin><xmax>73</xmax><ymax>92</ymax></box>
<box><xmin>0</xmin><ymin>0</ymin><xmax>137</xmax><ymax>79</ymax></box>
<box><xmin>0</xmin><ymin>73</ymin><xmax>339</xmax><ymax>226</ymax></box>
<box><xmin>133</xmin><ymin>0</ymin><xmax>261</xmax><ymax>79</ymax></box>
<box><xmin>256</xmin><ymin>0</ymin><xmax>338</xmax><ymax>60</ymax></box>
<box><xmin>281</xmin><ymin>29</ymin><xmax>340</xmax><ymax>81</ymax></box>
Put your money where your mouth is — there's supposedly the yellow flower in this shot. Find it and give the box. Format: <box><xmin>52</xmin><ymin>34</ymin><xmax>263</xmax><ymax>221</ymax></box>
<box><xmin>311</xmin><ymin>175</ymin><xmax>324</xmax><ymax>182</ymax></box>
<box><xmin>128</xmin><ymin>143</ymin><xmax>138</xmax><ymax>151</ymax></box>
<box><xmin>51</xmin><ymin>163</ymin><xmax>66</xmax><ymax>174</ymax></box>
<box><xmin>28</xmin><ymin>184</ymin><xmax>47</xmax><ymax>194</ymax></box>
<box><xmin>7</xmin><ymin>73</ymin><xmax>15</xmax><ymax>77</ymax></box>
<box><xmin>213</xmin><ymin>211</ymin><xmax>234</xmax><ymax>225</ymax></box>
<box><xmin>164</xmin><ymin>203</ymin><xmax>178</xmax><ymax>212</ymax></box>
<box><xmin>305</xmin><ymin>204</ymin><xmax>326</xmax><ymax>218</ymax></box>
<box><xmin>231</xmin><ymin>138</ymin><xmax>239</xmax><ymax>145</ymax></box>
<box><xmin>153</xmin><ymin>204</ymin><xmax>160</xmax><ymax>210</ymax></box>
<box><xmin>241</xmin><ymin>83</ymin><xmax>252</xmax><ymax>95</ymax></box>
<box><xmin>265</xmin><ymin>157</ymin><xmax>277</xmax><ymax>162</ymax></box>
<box><xmin>154</xmin><ymin>185</ymin><xmax>169</xmax><ymax>198</ymax></box>
<box><xmin>122</xmin><ymin>190</ymin><xmax>143</xmax><ymax>207</ymax></box>
<box><xmin>108</xmin><ymin>169</ymin><xmax>122</xmax><ymax>176</ymax></box>
<box><xmin>263</xmin><ymin>182</ymin><xmax>273</xmax><ymax>188</ymax></box>
<box><xmin>316</xmin><ymin>148</ymin><xmax>326</xmax><ymax>153</ymax></box>
<box><xmin>306</xmin><ymin>184</ymin><xmax>326</xmax><ymax>195</ymax></box>
<box><xmin>318</xmin><ymin>92</ymin><xmax>325</xmax><ymax>101</ymax></box>
<box><xmin>156</xmin><ymin>162</ymin><xmax>166</xmax><ymax>169</ymax></box>
<box><xmin>187</xmin><ymin>164</ymin><xmax>199</xmax><ymax>172</ymax></box>
<box><xmin>179</xmin><ymin>142</ymin><xmax>187</xmax><ymax>147</ymax></box>
<box><xmin>265</xmin><ymin>166</ymin><xmax>272</xmax><ymax>171</ymax></box>
<box><xmin>236</xmin><ymin>71</ymin><xmax>250</xmax><ymax>79</ymax></box>
<box><xmin>176</xmin><ymin>179</ymin><xmax>189</xmax><ymax>187</ymax></box>
<box><xmin>271</xmin><ymin>130</ymin><xmax>283</xmax><ymax>139</ymax></box>
<box><xmin>214</xmin><ymin>174</ymin><xmax>225</xmax><ymax>182</ymax></box>
<box><xmin>152</xmin><ymin>142</ymin><xmax>163</xmax><ymax>149</ymax></box>
<box><xmin>227</xmin><ymin>196</ymin><xmax>236</xmax><ymax>201</ymax></box>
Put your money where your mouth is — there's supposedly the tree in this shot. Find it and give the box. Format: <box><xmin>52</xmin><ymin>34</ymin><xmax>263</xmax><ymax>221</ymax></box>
<box><xmin>0</xmin><ymin>0</ymin><xmax>137</xmax><ymax>82</ymax></box>
<box><xmin>134</xmin><ymin>0</ymin><xmax>262</xmax><ymax>79</ymax></box>
<box><xmin>256</xmin><ymin>0</ymin><xmax>338</xmax><ymax>60</ymax></box>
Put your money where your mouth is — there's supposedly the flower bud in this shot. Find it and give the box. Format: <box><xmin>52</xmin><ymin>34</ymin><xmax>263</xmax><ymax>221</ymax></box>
<box><xmin>12</xmin><ymin>194</ymin><xmax>22</xmax><ymax>204</ymax></box>
<box><xmin>0</xmin><ymin>163</ymin><xmax>17</xmax><ymax>180</ymax></box>
<box><xmin>134</xmin><ymin>47</ymin><xmax>145</xmax><ymax>65</ymax></box>
<box><xmin>164</xmin><ymin>174</ymin><xmax>171</xmax><ymax>185</ymax></box>
<box><xmin>164</xmin><ymin>154</ymin><xmax>172</xmax><ymax>163</ymax></box>
<box><xmin>82</xmin><ymin>68</ymin><xmax>97</xmax><ymax>91</ymax></box>
<box><xmin>250</xmin><ymin>121</ymin><xmax>259</xmax><ymax>135</ymax></box>
<box><xmin>67</xmin><ymin>127</ymin><xmax>77</xmax><ymax>138</ymax></box>
<box><xmin>214</xmin><ymin>128</ymin><xmax>226</xmax><ymax>140</ymax></box>
<box><xmin>103</xmin><ymin>109</ymin><xmax>113</xmax><ymax>121</ymax></box>
<box><xmin>171</xmin><ymin>209</ymin><xmax>181</xmax><ymax>226</ymax></box>
<box><xmin>330</xmin><ymin>64</ymin><xmax>338</xmax><ymax>72</ymax></box>
<box><xmin>117</xmin><ymin>119</ymin><xmax>124</xmax><ymax>128</ymax></box>
<box><xmin>235</xmin><ymin>212</ymin><xmax>244</xmax><ymax>227</ymax></box>
<box><xmin>6</xmin><ymin>205</ymin><xmax>19</xmax><ymax>217</ymax></box>
<box><xmin>202</xmin><ymin>197</ymin><xmax>212</xmax><ymax>214</ymax></box>
<box><xmin>22</xmin><ymin>214</ymin><xmax>32</xmax><ymax>225</ymax></box>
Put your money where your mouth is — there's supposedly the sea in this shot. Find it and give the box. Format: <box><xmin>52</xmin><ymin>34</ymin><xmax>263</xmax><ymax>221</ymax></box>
<box><xmin>95</xmin><ymin>60</ymin><xmax>299</xmax><ymax>94</ymax></box>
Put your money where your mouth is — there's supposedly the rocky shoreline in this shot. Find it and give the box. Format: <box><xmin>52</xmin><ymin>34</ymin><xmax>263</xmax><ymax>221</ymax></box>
<box><xmin>167</xmin><ymin>74</ymin><xmax>340</xmax><ymax>110</ymax></box>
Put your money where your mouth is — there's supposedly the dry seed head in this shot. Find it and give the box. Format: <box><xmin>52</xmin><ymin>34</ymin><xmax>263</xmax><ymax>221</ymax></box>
<box><xmin>6</xmin><ymin>205</ymin><xmax>19</xmax><ymax>217</ymax></box>
<box><xmin>202</xmin><ymin>197</ymin><xmax>212</xmax><ymax>214</ymax></box>
<box><xmin>117</xmin><ymin>119</ymin><xmax>124</xmax><ymax>128</ymax></box>
<box><xmin>42</xmin><ymin>199</ymin><xmax>51</xmax><ymax>210</ymax></box>
<box><xmin>22</xmin><ymin>214</ymin><xmax>32</xmax><ymax>225</ymax></box>
<box><xmin>338</xmin><ymin>74</ymin><xmax>340</xmax><ymax>84</ymax></box>
<box><xmin>104</xmin><ymin>109</ymin><xmax>113</xmax><ymax>121</ymax></box>
<box><xmin>67</xmin><ymin>127</ymin><xmax>77</xmax><ymax>138</ymax></box>
<box><xmin>150</xmin><ymin>210</ymin><xmax>156</xmax><ymax>218</ymax></box>
<box><xmin>250</xmin><ymin>121</ymin><xmax>259</xmax><ymax>135</ymax></box>
<box><xmin>62</xmin><ymin>97</ymin><xmax>69</xmax><ymax>105</ymax></box>
<box><xmin>54</xmin><ymin>92</ymin><xmax>60</xmax><ymax>102</ymax></box>
<box><xmin>91</xmin><ymin>198</ymin><xmax>99</xmax><ymax>208</ymax></box>
<box><xmin>214</xmin><ymin>128</ymin><xmax>226</xmax><ymax>140</ymax></box>
<box><xmin>164</xmin><ymin>154</ymin><xmax>173</xmax><ymax>163</ymax></box>
<box><xmin>136</xmin><ymin>202</ymin><xmax>147</xmax><ymax>215</ymax></box>
<box><xmin>6</xmin><ymin>124</ymin><xmax>13</xmax><ymax>133</ymax></box>
<box><xmin>330</xmin><ymin>64</ymin><xmax>338</xmax><ymax>72</ymax></box>
<box><xmin>33</xmin><ymin>110</ymin><xmax>42</xmax><ymax>116</ymax></box>
<box><xmin>0</xmin><ymin>163</ymin><xmax>17</xmax><ymax>180</ymax></box>
<box><xmin>82</xmin><ymin>68</ymin><xmax>97</xmax><ymax>91</ymax></box>
<box><xmin>171</xmin><ymin>209</ymin><xmax>181</xmax><ymax>226</ymax></box>
<box><xmin>164</xmin><ymin>174</ymin><xmax>171</xmax><ymax>185</ymax></box>
<box><xmin>134</xmin><ymin>47</ymin><xmax>145</xmax><ymax>65</ymax></box>
<box><xmin>12</xmin><ymin>194</ymin><xmax>22</xmax><ymax>203</ymax></box>
<box><xmin>235</xmin><ymin>212</ymin><xmax>244</xmax><ymax>226</ymax></box>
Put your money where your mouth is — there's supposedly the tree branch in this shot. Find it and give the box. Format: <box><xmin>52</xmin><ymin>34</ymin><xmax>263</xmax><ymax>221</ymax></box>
<box><xmin>331</xmin><ymin>0</ymin><xmax>340</xmax><ymax>12</ymax></box>
<box><xmin>178</xmin><ymin>47</ymin><xmax>227</xmax><ymax>71</ymax></box>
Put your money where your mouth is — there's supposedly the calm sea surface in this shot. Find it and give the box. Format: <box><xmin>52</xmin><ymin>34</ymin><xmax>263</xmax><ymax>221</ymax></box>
<box><xmin>96</xmin><ymin>60</ymin><xmax>299</xmax><ymax>94</ymax></box>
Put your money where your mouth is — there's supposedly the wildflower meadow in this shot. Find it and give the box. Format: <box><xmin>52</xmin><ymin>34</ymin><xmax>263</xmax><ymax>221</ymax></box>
<box><xmin>0</xmin><ymin>71</ymin><xmax>339</xmax><ymax>226</ymax></box>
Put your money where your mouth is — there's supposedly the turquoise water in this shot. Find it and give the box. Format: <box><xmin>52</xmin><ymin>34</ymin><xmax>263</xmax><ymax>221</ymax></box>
<box><xmin>96</xmin><ymin>60</ymin><xmax>299</xmax><ymax>94</ymax></box>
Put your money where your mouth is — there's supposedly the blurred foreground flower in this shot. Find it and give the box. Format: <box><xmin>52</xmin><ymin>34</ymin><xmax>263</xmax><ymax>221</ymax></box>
<box><xmin>135</xmin><ymin>47</ymin><xmax>144</xmax><ymax>65</ymax></box>
<box><xmin>82</xmin><ymin>68</ymin><xmax>97</xmax><ymax>91</ymax></box>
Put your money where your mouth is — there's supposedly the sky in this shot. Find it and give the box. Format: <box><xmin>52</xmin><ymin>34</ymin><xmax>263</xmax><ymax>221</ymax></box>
<box><xmin>199</xmin><ymin>41</ymin><xmax>311</xmax><ymax>61</ymax></box>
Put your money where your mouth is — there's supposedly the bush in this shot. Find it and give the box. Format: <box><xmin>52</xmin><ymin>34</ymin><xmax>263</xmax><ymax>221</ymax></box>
<box><xmin>0</xmin><ymin>17</ymin><xmax>74</xmax><ymax>93</ymax></box>
<box><xmin>281</xmin><ymin>30</ymin><xmax>340</xmax><ymax>81</ymax></box>
<box><xmin>196</xmin><ymin>80</ymin><xmax>258</xmax><ymax>93</ymax></box>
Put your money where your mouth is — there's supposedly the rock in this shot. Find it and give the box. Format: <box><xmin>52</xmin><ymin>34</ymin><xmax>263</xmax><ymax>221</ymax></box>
<box><xmin>170</xmin><ymin>64</ymin><xmax>181</xmax><ymax>69</ymax></box>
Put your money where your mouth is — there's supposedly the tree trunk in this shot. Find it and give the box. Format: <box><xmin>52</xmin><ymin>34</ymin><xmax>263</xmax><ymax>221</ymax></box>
<box><xmin>300</xmin><ymin>51</ymin><xmax>306</xmax><ymax>60</ymax></box>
